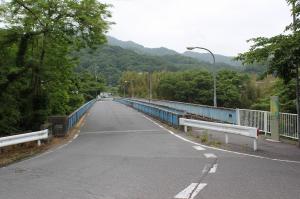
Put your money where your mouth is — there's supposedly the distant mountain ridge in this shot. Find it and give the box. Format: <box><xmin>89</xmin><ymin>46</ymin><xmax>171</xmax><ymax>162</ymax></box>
<box><xmin>107</xmin><ymin>36</ymin><xmax>178</xmax><ymax>56</ymax></box>
<box><xmin>107</xmin><ymin>36</ymin><xmax>243</xmax><ymax>67</ymax></box>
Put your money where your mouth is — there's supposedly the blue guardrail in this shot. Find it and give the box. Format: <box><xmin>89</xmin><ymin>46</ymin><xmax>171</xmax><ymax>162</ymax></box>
<box><xmin>150</xmin><ymin>100</ymin><xmax>237</xmax><ymax>124</ymax></box>
<box><xmin>115</xmin><ymin>98</ymin><xmax>184</xmax><ymax>127</ymax></box>
<box><xmin>67</xmin><ymin>99</ymin><xmax>96</xmax><ymax>130</ymax></box>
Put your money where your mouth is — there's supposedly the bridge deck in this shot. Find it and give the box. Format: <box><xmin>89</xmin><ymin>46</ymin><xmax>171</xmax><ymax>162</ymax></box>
<box><xmin>0</xmin><ymin>101</ymin><xmax>299</xmax><ymax>199</ymax></box>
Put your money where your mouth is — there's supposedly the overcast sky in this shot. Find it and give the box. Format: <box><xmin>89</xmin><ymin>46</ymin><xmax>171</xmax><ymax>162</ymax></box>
<box><xmin>102</xmin><ymin>0</ymin><xmax>292</xmax><ymax>56</ymax></box>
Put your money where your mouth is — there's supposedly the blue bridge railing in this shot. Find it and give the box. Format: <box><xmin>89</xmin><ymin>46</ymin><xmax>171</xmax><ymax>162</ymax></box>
<box><xmin>132</xmin><ymin>99</ymin><xmax>237</xmax><ymax>124</ymax></box>
<box><xmin>115</xmin><ymin>98</ymin><xmax>185</xmax><ymax>127</ymax></box>
<box><xmin>67</xmin><ymin>99</ymin><xmax>96</xmax><ymax>130</ymax></box>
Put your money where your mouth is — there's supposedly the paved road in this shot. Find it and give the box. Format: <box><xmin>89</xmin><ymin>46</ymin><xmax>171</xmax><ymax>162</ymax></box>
<box><xmin>0</xmin><ymin>101</ymin><xmax>300</xmax><ymax>199</ymax></box>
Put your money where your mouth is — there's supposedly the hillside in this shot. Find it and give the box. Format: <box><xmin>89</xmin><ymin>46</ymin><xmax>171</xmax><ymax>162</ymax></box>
<box><xmin>107</xmin><ymin>36</ymin><xmax>243</xmax><ymax>67</ymax></box>
<box><xmin>74</xmin><ymin>45</ymin><xmax>239</xmax><ymax>86</ymax></box>
<box><xmin>107</xmin><ymin>36</ymin><xmax>178</xmax><ymax>56</ymax></box>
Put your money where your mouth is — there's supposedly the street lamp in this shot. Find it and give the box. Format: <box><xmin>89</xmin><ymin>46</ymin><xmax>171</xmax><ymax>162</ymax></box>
<box><xmin>186</xmin><ymin>46</ymin><xmax>217</xmax><ymax>107</ymax></box>
<box><xmin>123</xmin><ymin>80</ymin><xmax>128</xmax><ymax>97</ymax></box>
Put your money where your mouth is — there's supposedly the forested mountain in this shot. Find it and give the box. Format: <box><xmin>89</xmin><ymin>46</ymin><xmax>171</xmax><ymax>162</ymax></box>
<box><xmin>74</xmin><ymin>45</ymin><xmax>239</xmax><ymax>86</ymax></box>
<box><xmin>107</xmin><ymin>36</ymin><xmax>178</xmax><ymax>56</ymax></box>
<box><xmin>107</xmin><ymin>36</ymin><xmax>243</xmax><ymax>67</ymax></box>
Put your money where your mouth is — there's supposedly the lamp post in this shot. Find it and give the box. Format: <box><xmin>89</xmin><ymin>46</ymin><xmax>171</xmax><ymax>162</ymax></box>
<box><xmin>123</xmin><ymin>80</ymin><xmax>128</xmax><ymax>97</ymax></box>
<box><xmin>148</xmin><ymin>72</ymin><xmax>152</xmax><ymax>102</ymax></box>
<box><xmin>186</xmin><ymin>46</ymin><xmax>217</xmax><ymax>107</ymax></box>
<box><xmin>130</xmin><ymin>80</ymin><xmax>134</xmax><ymax>98</ymax></box>
<box><xmin>291</xmin><ymin>1</ymin><xmax>300</xmax><ymax>147</ymax></box>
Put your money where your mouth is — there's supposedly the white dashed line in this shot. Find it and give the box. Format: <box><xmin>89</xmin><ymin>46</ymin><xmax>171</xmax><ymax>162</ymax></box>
<box><xmin>202</xmin><ymin>164</ymin><xmax>211</xmax><ymax>174</ymax></box>
<box><xmin>193</xmin><ymin>145</ymin><xmax>206</xmax><ymax>151</ymax></box>
<box><xmin>174</xmin><ymin>183</ymin><xmax>207</xmax><ymax>199</ymax></box>
<box><xmin>209</xmin><ymin>164</ymin><xmax>218</xmax><ymax>173</ymax></box>
<box><xmin>204</xmin><ymin>153</ymin><xmax>217</xmax><ymax>158</ymax></box>
<box><xmin>191</xmin><ymin>183</ymin><xmax>207</xmax><ymax>198</ymax></box>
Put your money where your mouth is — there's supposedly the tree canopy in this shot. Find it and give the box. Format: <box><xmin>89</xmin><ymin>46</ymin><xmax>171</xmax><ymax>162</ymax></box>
<box><xmin>0</xmin><ymin>0</ymin><xmax>111</xmax><ymax>135</ymax></box>
<box><xmin>237</xmin><ymin>0</ymin><xmax>300</xmax><ymax>83</ymax></box>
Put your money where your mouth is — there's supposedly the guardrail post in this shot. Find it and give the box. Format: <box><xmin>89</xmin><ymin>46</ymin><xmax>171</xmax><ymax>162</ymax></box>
<box><xmin>264</xmin><ymin>111</ymin><xmax>268</xmax><ymax>136</ymax></box>
<box><xmin>236</xmin><ymin>109</ymin><xmax>240</xmax><ymax>125</ymax></box>
<box><xmin>184</xmin><ymin>125</ymin><xmax>188</xmax><ymax>133</ymax></box>
<box><xmin>253</xmin><ymin>139</ymin><xmax>257</xmax><ymax>151</ymax></box>
<box><xmin>37</xmin><ymin>140</ymin><xmax>41</xmax><ymax>146</ymax></box>
<box><xmin>225</xmin><ymin>133</ymin><xmax>229</xmax><ymax>144</ymax></box>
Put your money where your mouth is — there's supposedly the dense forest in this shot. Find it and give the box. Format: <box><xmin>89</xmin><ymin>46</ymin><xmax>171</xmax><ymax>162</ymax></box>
<box><xmin>0</xmin><ymin>0</ymin><xmax>111</xmax><ymax>135</ymax></box>
<box><xmin>74</xmin><ymin>45</ymin><xmax>242</xmax><ymax>86</ymax></box>
<box><xmin>119</xmin><ymin>70</ymin><xmax>296</xmax><ymax>113</ymax></box>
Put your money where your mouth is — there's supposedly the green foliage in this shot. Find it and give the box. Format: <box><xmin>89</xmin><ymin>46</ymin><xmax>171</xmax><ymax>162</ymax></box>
<box><xmin>236</xmin><ymin>0</ymin><xmax>300</xmax><ymax>113</ymax></box>
<box><xmin>251</xmin><ymin>79</ymin><xmax>297</xmax><ymax>113</ymax></box>
<box><xmin>74</xmin><ymin>45</ymin><xmax>241</xmax><ymax>86</ymax></box>
<box><xmin>120</xmin><ymin>70</ymin><xmax>258</xmax><ymax>109</ymax></box>
<box><xmin>0</xmin><ymin>0</ymin><xmax>110</xmax><ymax>135</ymax></box>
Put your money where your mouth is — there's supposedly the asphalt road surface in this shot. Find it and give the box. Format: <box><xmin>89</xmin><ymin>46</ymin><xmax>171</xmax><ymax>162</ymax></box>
<box><xmin>1</xmin><ymin>101</ymin><xmax>300</xmax><ymax>199</ymax></box>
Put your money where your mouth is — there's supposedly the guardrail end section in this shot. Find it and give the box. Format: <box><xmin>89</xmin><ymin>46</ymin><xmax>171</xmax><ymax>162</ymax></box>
<box><xmin>253</xmin><ymin>139</ymin><xmax>257</xmax><ymax>151</ymax></box>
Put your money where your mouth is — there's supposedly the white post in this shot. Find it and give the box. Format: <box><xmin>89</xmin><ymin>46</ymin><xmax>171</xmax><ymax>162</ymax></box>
<box><xmin>253</xmin><ymin>139</ymin><xmax>257</xmax><ymax>151</ymax></box>
<box><xmin>264</xmin><ymin>111</ymin><xmax>268</xmax><ymax>136</ymax></box>
<box><xmin>184</xmin><ymin>125</ymin><xmax>188</xmax><ymax>133</ymax></box>
<box><xmin>225</xmin><ymin>133</ymin><xmax>229</xmax><ymax>144</ymax></box>
<box><xmin>37</xmin><ymin>140</ymin><xmax>41</xmax><ymax>146</ymax></box>
<box><xmin>236</xmin><ymin>108</ymin><xmax>241</xmax><ymax>125</ymax></box>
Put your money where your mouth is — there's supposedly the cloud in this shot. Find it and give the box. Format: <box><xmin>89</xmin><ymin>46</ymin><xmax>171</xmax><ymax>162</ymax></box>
<box><xmin>102</xmin><ymin>0</ymin><xmax>292</xmax><ymax>56</ymax></box>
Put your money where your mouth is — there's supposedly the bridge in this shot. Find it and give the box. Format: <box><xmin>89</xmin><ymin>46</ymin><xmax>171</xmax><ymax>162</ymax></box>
<box><xmin>0</xmin><ymin>100</ymin><xmax>300</xmax><ymax>199</ymax></box>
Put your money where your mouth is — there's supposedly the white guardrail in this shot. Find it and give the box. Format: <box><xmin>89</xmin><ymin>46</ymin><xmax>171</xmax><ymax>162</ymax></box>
<box><xmin>0</xmin><ymin>129</ymin><xmax>49</xmax><ymax>148</ymax></box>
<box><xmin>179</xmin><ymin>118</ymin><xmax>259</xmax><ymax>151</ymax></box>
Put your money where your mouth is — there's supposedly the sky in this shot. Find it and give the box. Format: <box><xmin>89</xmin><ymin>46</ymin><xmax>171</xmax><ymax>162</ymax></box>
<box><xmin>102</xmin><ymin>0</ymin><xmax>292</xmax><ymax>56</ymax></box>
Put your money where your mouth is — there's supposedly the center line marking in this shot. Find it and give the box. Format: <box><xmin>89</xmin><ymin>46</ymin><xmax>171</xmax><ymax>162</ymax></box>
<box><xmin>204</xmin><ymin>153</ymin><xmax>217</xmax><ymax>158</ymax></box>
<box><xmin>174</xmin><ymin>183</ymin><xmax>207</xmax><ymax>199</ymax></box>
<box><xmin>202</xmin><ymin>164</ymin><xmax>211</xmax><ymax>174</ymax></box>
<box><xmin>190</xmin><ymin>183</ymin><xmax>207</xmax><ymax>198</ymax></box>
<box><xmin>209</xmin><ymin>164</ymin><xmax>218</xmax><ymax>173</ymax></box>
<box><xmin>193</xmin><ymin>145</ymin><xmax>206</xmax><ymax>151</ymax></box>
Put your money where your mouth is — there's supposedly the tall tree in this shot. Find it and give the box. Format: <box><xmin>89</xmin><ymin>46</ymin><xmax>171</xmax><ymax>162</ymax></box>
<box><xmin>0</xmin><ymin>0</ymin><xmax>111</xmax><ymax>134</ymax></box>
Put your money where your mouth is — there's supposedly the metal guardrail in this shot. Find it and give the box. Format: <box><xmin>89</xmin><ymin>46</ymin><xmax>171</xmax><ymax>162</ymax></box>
<box><xmin>0</xmin><ymin>129</ymin><xmax>48</xmax><ymax>148</ymax></box>
<box><xmin>180</xmin><ymin>118</ymin><xmax>259</xmax><ymax>151</ymax></box>
<box><xmin>139</xmin><ymin>99</ymin><xmax>237</xmax><ymax>124</ymax></box>
<box><xmin>116</xmin><ymin>98</ymin><xmax>185</xmax><ymax>127</ymax></box>
<box><xmin>238</xmin><ymin>109</ymin><xmax>299</xmax><ymax>140</ymax></box>
<box><xmin>135</xmin><ymin>98</ymin><xmax>299</xmax><ymax>140</ymax></box>
<box><xmin>67</xmin><ymin>99</ymin><xmax>96</xmax><ymax>130</ymax></box>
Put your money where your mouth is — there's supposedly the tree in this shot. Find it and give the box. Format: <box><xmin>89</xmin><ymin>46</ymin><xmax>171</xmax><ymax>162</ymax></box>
<box><xmin>0</xmin><ymin>0</ymin><xmax>111</xmax><ymax>135</ymax></box>
<box><xmin>236</xmin><ymin>0</ymin><xmax>300</xmax><ymax>83</ymax></box>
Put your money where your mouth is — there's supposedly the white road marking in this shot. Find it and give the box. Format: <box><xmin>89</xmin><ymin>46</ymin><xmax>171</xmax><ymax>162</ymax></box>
<box><xmin>73</xmin><ymin>134</ymin><xmax>79</xmax><ymax>140</ymax></box>
<box><xmin>141</xmin><ymin>114</ymin><xmax>300</xmax><ymax>164</ymax></box>
<box><xmin>209</xmin><ymin>164</ymin><xmax>218</xmax><ymax>173</ymax></box>
<box><xmin>202</xmin><ymin>164</ymin><xmax>211</xmax><ymax>174</ymax></box>
<box><xmin>174</xmin><ymin>183</ymin><xmax>198</xmax><ymax>199</ymax></box>
<box><xmin>190</xmin><ymin>183</ymin><xmax>207</xmax><ymax>198</ymax></box>
<box><xmin>82</xmin><ymin>129</ymin><xmax>161</xmax><ymax>135</ymax></box>
<box><xmin>193</xmin><ymin>145</ymin><xmax>206</xmax><ymax>151</ymax></box>
<box><xmin>204</xmin><ymin>153</ymin><xmax>217</xmax><ymax>158</ymax></box>
<box><xmin>174</xmin><ymin>183</ymin><xmax>207</xmax><ymax>199</ymax></box>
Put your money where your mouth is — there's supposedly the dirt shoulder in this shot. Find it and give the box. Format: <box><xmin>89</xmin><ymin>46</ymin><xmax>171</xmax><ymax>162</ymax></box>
<box><xmin>0</xmin><ymin>112</ymin><xmax>88</xmax><ymax>167</ymax></box>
